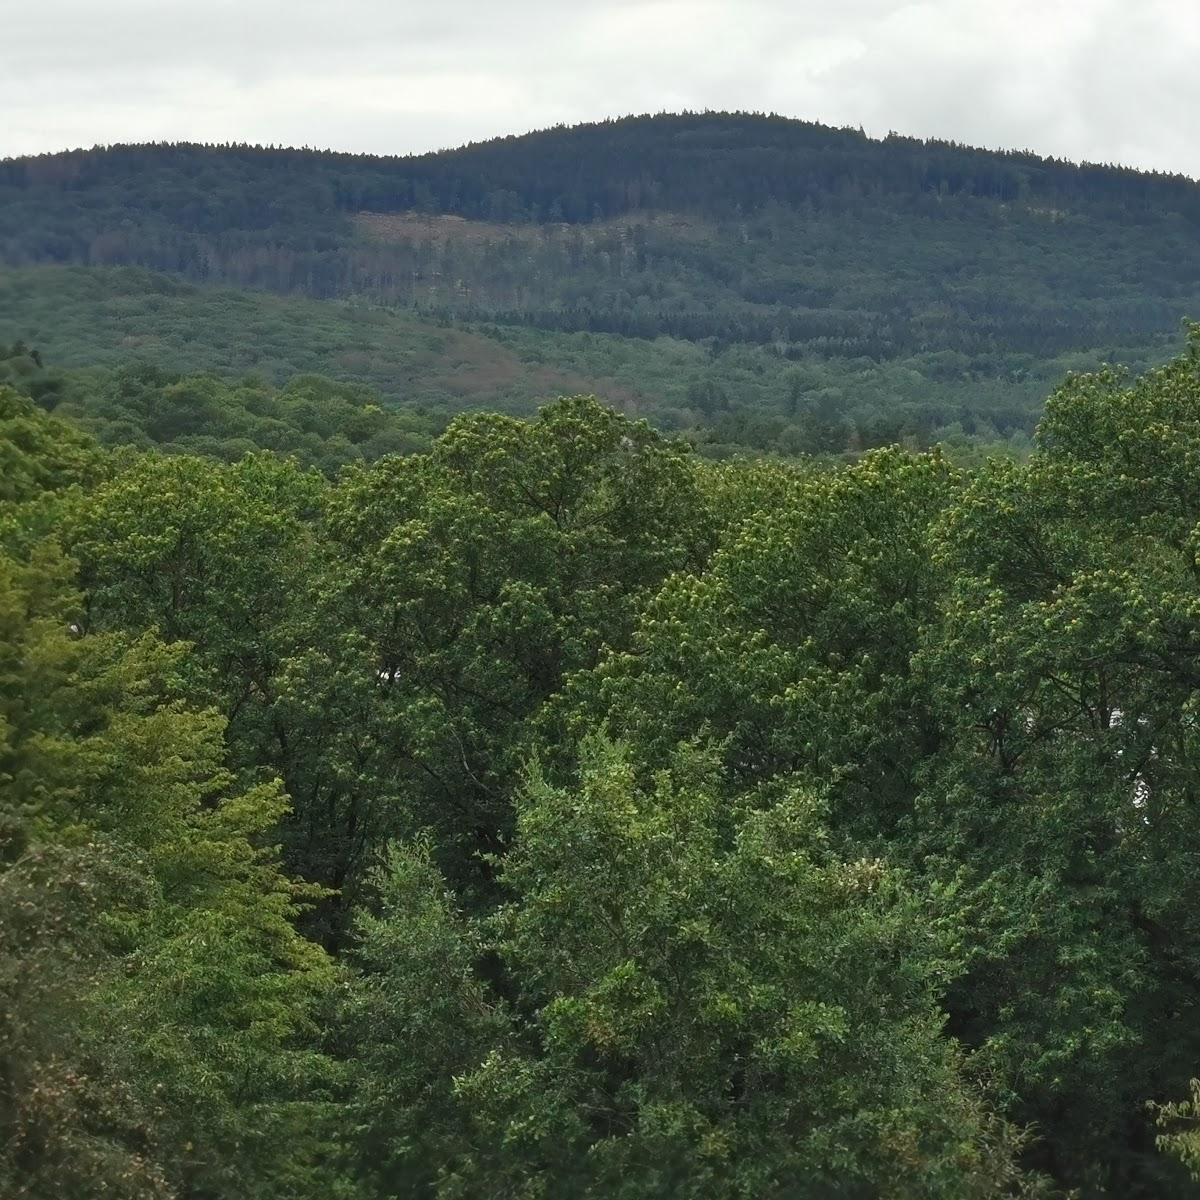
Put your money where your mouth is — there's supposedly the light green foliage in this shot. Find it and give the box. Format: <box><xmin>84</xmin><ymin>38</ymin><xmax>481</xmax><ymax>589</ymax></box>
<box><xmin>0</xmin><ymin>542</ymin><xmax>343</xmax><ymax>1198</ymax></box>
<box><xmin>0</xmin><ymin>385</ymin><xmax>103</xmax><ymax>505</ymax></box>
<box><xmin>1159</xmin><ymin>1081</ymin><xmax>1200</xmax><ymax>1183</ymax></box>
<box><xmin>484</xmin><ymin>739</ymin><xmax>1016</xmax><ymax>1199</ymax></box>
<box><xmin>71</xmin><ymin>449</ymin><xmax>323</xmax><ymax>667</ymax></box>
<box><xmin>62</xmin><ymin>449</ymin><xmax>390</xmax><ymax>938</ymax></box>
<box><xmin>346</xmin><ymin>740</ymin><xmax>1037</xmax><ymax>1199</ymax></box>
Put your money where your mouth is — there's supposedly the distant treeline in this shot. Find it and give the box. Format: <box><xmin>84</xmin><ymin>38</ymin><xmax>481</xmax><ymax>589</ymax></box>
<box><xmin>3</xmin><ymin>113</ymin><xmax>1200</xmax><ymax>363</ymax></box>
<box><xmin>6</xmin><ymin>112</ymin><xmax>1200</xmax><ymax>229</ymax></box>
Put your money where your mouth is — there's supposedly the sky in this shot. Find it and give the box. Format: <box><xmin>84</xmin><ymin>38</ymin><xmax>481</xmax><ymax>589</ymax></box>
<box><xmin>4</xmin><ymin>0</ymin><xmax>1199</xmax><ymax>177</ymax></box>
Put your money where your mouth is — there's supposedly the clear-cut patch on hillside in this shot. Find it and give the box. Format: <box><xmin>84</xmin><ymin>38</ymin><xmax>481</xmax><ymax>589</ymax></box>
<box><xmin>353</xmin><ymin>209</ymin><xmax>712</xmax><ymax>247</ymax></box>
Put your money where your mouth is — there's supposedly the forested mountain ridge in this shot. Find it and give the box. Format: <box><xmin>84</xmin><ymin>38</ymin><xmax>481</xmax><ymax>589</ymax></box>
<box><xmin>8</xmin><ymin>110</ymin><xmax>1200</xmax><ymax>236</ymax></box>
<box><xmin>4</xmin><ymin>111</ymin><xmax>1199</xmax><ymax>354</ymax></box>
<box><xmin>4</xmin><ymin>111</ymin><xmax>1200</xmax><ymax>457</ymax></box>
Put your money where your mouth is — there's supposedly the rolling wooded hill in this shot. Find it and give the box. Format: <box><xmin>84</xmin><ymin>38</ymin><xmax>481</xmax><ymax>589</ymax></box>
<box><xmin>2</xmin><ymin>111</ymin><xmax>1199</xmax><ymax>454</ymax></box>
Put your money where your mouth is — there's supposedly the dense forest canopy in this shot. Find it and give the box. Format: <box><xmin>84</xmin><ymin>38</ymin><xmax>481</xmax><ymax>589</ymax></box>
<box><xmin>8</xmin><ymin>111</ymin><xmax>1200</xmax><ymax>228</ymax></box>
<box><xmin>6</xmin><ymin>110</ymin><xmax>1200</xmax><ymax>1197</ymax></box>
<box><xmin>5</xmin><ymin>324</ymin><xmax>1200</xmax><ymax>1196</ymax></box>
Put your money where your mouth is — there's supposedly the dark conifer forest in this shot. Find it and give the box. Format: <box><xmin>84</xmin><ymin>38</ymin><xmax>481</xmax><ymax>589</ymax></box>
<box><xmin>4</xmin><ymin>112</ymin><xmax>1200</xmax><ymax>1199</ymax></box>
<box><xmin>4</xmin><ymin>112</ymin><xmax>1200</xmax><ymax>455</ymax></box>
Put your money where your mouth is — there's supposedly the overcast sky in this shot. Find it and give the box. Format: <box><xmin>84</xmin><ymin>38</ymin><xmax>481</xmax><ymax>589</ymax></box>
<box><xmin>4</xmin><ymin>0</ymin><xmax>1199</xmax><ymax>176</ymax></box>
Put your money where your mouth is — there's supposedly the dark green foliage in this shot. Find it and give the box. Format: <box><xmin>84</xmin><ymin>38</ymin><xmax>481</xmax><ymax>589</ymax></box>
<box><xmin>5</xmin><ymin>110</ymin><xmax>1199</xmax><ymax>457</ymax></box>
<box><xmin>7</xmin><ymin>333</ymin><xmax>1200</xmax><ymax>1197</ymax></box>
<box><xmin>905</xmin><ymin>333</ymin><xmax>1200</xmax><ymax>1196</ymax></box>
<box><xmin>0</xmin><ymin>339</ymin><xmax>66</xmax><ymax>409</ymax></box>
<box><xmin>4</xmin><ymin>113</ymin><xmax>1200</xmax><ymax>359</ymax></box>
<box><xmin>64</xmin><ymin>395</ymin><xmax>714</xmax><ymax>937</ymax></box>
<box><xmin>13</xmin><ymin>357</ymin><xmax>434</xmax><ymax>474</ymax></box>
<box><xmin>320</xmin><ymin>398</ymin><xmax>713</xmax><ymax>879</ymax></box>
<box><xmin>62</xmin><ymin>366</ymin><xmax>431</xmax><ymax>469</ymax></box>
<box><xmin>344</xmin><ymin>743</ymin><xmax>1039</xmax><ymax>1198</ymax></box>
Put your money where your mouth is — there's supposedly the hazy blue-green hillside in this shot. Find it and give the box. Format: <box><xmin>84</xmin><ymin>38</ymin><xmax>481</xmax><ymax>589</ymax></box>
<box><xmin>2</xmin><ymin>111</ymin><xmax>1197</xmax><ymax>453</ymax></box>
<box><xmin>3</xmin><ymin>263</ymin><xmax>1174</xmax><ymax>458</ymax></box>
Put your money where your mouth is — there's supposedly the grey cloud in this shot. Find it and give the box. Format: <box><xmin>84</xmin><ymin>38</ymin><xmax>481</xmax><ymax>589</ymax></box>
<box><xmin>2</xmin><ymin>0</ymin><xmax>1198</xmax><ymax>175</ymax></box>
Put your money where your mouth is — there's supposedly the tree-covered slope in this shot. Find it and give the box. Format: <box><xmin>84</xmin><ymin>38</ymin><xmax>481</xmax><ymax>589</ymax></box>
<box><xmin>3</xmin><ymin>112</ymin><xmax>1199</xmax><ymax>358</ymax></box>
<box><xmin>0</xmin><ymin>264</ymin><xmax>1183</xmax><ymax>460</ymax></box>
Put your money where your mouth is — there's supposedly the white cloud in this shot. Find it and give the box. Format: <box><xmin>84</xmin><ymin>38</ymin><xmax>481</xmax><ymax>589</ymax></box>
<box><xmin>2</xmin><ymin>0</ymin><xmax>1198</xmax><ymax>176</ymax></box>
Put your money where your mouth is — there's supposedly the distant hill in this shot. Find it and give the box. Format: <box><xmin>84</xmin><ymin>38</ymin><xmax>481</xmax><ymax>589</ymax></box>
<box><xmin>2</xmin><ymin>112</ymin><xmax>1198</xmax><ymax>454</ymax></box>
<box><xmin>5</xmin><ymin>264</ymin><xmax>1166</xmax><ymax>460</ymax></box>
